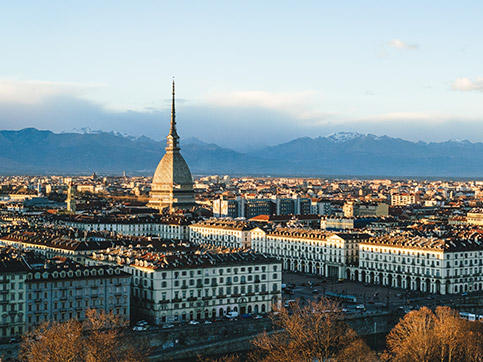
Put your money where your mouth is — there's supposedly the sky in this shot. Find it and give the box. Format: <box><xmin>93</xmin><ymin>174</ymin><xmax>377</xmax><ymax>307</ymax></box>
<box><xmin>1</xmin><ymin>1</ymin><xmax>483</xmax><ymax>149</ymax></box>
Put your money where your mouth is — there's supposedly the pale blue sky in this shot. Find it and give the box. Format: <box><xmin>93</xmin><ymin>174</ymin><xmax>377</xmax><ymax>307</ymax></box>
<box><xmin>1</xmin><ymin>1</ymin><xmax>483</xmax><ymax>148</ymax></box>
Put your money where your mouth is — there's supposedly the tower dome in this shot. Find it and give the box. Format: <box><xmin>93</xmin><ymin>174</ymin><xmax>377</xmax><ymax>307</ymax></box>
<box><xmin>148</xmin><ymin>81</ymin><xmax>196</xmax><ymax>212</ymax></box>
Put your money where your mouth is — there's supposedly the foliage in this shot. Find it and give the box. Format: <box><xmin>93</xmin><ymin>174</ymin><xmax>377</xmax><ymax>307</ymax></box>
<box><xmin>382</xmin><ymin>306</ymin><xmax>483</xmax><ymax>362</ymax></box>
<box><xmin>250</xmin><ymin>298</ymin><xmax>376</xmax><ymax>362</ymax></box>
<box><xmin>19</xmin><ymin>310</ymin><xmax>147</xmax><ymax>362</ymax></box>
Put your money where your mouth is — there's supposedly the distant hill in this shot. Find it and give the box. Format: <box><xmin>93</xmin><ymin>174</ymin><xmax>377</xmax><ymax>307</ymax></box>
<box><xmin>252</xmin><ymin>132</ymin><xmax>483</xmax><ymax>177</ymax></box>
<box><xmin>1</xmin><ymin>128</ymin><xmax>483</xmax><ymax>177</ymax></box>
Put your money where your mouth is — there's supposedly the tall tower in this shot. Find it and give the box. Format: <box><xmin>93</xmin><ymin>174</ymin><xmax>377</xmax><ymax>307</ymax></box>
<box><xmin>148</xmin><ymin>81</ymin><xmax>196</xmax><ymax>212</ymax></box>
<box><xmin>66</xmin><ymin>182</ymin><xmax>76</xmax><ymax>213</ymax></box>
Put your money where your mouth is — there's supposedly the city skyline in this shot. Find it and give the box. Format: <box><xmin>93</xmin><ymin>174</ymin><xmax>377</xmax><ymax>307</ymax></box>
<box><xmin>1</xmin><ymin>1</ymin><xmax>483</xmax><ymax>148</ymax></box>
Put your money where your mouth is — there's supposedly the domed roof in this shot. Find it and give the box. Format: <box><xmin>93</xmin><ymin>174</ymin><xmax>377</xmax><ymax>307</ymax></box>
<box><xmin>152</xmin><ymin>150</ymin><xmax>193</xmax><ymax>186</ymax></box>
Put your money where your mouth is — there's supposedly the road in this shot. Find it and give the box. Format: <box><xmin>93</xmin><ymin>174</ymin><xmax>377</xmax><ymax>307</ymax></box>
<box><xmin>282</xmin><ymin>271</ymin><xmax>483</xmax><ymax>314</ymax></box>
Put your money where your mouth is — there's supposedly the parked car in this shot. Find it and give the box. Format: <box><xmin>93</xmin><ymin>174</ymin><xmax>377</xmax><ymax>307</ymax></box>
<box><xmin>225</xmin><ymin>311</ymin><xmax>239</xmax><ymax>319</ymax></box>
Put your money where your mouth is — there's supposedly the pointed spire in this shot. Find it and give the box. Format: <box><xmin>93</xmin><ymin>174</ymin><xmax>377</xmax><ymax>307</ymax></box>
<box><xmin>170</xmin><ymin>78</ymin><xmax>178</xmax><ymax>137</ymax></box>
<box><xmin>166</xmin><ymin>78</ymin><xmax>179</xmax><ymax>150</ymax></box>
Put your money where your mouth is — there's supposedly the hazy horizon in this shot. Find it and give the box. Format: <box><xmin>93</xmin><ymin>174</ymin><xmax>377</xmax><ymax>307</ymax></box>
<box><xmin>1</xmin><ymin>1</ymin><xmax>483</xmax><ymax>149</ymax></box>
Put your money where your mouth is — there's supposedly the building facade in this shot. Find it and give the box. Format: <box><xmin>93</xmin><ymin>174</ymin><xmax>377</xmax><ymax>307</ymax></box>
<box><xmin>60</xmin><ymin>215</ymin><xmax>190</xmax><ymax>239</ymax></box>
<box><xmin>189</xmin><ymin>219</ymin><xmax>254</xmax><ymax>248</ymax></box>
<box><xmin>213</xmin><ymin>196</ymin><xmax>312</xmax><ymax>219</ymax></box>
<box><xmin>89</xmin><ymin>249</ymin><xmax>282</xmax><ymax>324</ymax></box>
<box><xmin>251</xmin><ymin>227</ymin><xmax>370</xmax><ymax>279</ymax></box>
<box><xmin>0</xmin><ymin>256</ymin><xmax>27</xmax><ymax>339</ymax></box>
<box><xmin>25</xmin><ymin>263</ymin><xmax>130</xmax><ymax>330</ymax></box>
<box><xmin>352</xmin><ymin>235</ymin><xmax>483</xmax><ymax>295</ymax></box>
<box><xmin>391</xmin><ymin>193</ymin><xmax>421</xmax><ymax>206</ymax></box>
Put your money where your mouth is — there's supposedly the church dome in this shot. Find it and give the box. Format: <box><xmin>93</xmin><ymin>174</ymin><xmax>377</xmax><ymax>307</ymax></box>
<box><xmin>152</xmin><ymin>151</ymin><xmax>193</xmax><ymax>186</ymax></box>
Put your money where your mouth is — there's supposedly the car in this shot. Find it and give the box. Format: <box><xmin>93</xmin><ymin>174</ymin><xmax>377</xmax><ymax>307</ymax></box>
<box><xmin>132</xmin><ymin>326</ymin><xmax>146</xmax><ymax>331</ymax></box>
<box><xmin>162</xmin><ymin>324</ymin><xmax>174</xmax><ymax>329</ymax></box>
<box><xmin>254</xmin><ymin>315</ymin><xmax>263</xmax><ymax>319</ymax></box>
<box><xmin>136</xmin><ymin>320</ymin><xmax>148</xmax><ymax>326</ymax></box>
<box><xmin>204</xmin><ymin>320</ymin><xmax>212</xmax><ymax>324</ymax></box>
<box><xmin>356</xmin><ymin>304</ymin><xmax>365</xmax><ymax>310</ymax></box>
<box><xmin>188</xmin><ymin>320</ymin><xmax>200</xmax><ymax>325</ymax></box>
<box><xmin>9</xmin><ymin>337</ymin><xmax>19</xmax><ymax>343</ymax></box>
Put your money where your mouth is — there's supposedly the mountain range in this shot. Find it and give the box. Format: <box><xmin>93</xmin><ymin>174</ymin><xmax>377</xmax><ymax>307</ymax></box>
<box><xmin>1</xmin><ymin>128</ymin><xmax>483</xmax><ymax>177</ymax></box>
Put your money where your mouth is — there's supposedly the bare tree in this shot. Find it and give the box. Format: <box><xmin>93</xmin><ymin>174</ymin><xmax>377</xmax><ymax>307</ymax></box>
<box><xmin>382</xmin><ymin>306</ymin><xmax>483</xmax><ymax>362</ymax></box>
<box><xmin>197</xmin><ymin>354</ymin><xmax>241</xmax><ymax>362</ymax></box>
<box><xmin>251</xmin><ymin>298</ymin><xmax>374</xmax><ymax>362</ymax></box>
<box><xmin>20</xmin><ymin>310</ymin><xmax>147</xmax><ymax>362</ymax></box>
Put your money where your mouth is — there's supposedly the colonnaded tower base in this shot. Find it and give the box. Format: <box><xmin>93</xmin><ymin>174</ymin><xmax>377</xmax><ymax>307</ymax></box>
<box><xmin>148</xmin><ymin>81</ymin><xmax>196</xmax><ymax>212</ymax></box>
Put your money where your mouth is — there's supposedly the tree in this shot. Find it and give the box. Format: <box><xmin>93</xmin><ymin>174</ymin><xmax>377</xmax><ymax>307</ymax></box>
<box><xmin>20</xmin><ymin>310</ymin><xmax>147</xmax><ymax>362</ymax></box>
<box><xmin>251</xmin><ymin>298</ymin><xmax>375</xmax><ymax>362</ymax></box>
<box><xmin>382</xmin><ymin>306</ymin><xmax>483</xmax><ymax>362</ymax></box>
<box><xmin>198</xmin><ymin>354</ymin><xmax>241</xmax><ymax>362</ymax></box>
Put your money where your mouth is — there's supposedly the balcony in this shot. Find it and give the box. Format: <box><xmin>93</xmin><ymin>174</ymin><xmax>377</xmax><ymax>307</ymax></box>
<box><xmin>172</xmin><ymin>298</ymin><xmax>182</xmax><ymax>303</ymax></box>
<box><xmin>202</xmin><ymin>296</ymin><xmax>212</xmax><ymax>301</ymax></box>
<box><xmin>187</xmin><ymin>297</ymin><xmax>197</xmax><ymax>302</ymax></box>
<box><xmin>231</xmin><ymin>293</ymin><xmax>241</xmax><ymax>298</ymax></box>
<box><xmin>159</xmin><ymin>299</ymin><xmax>170</xmax><ymax>304</ymax></box>
<box><xmin>271</xmin><ymin>290</ymin><xmax>281</xmax><ymax>294</ymax></box>
<box><xmin>216</xmin><ymin>295</ymin><xmax>226</xmax><ymax>299</ymax></box>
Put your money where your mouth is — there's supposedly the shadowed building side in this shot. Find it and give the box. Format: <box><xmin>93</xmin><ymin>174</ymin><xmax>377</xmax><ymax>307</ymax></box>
<box><xmin>148</xmin><ymin>81</ymin><xmax>196</xmax><ymax>212</ymax></box>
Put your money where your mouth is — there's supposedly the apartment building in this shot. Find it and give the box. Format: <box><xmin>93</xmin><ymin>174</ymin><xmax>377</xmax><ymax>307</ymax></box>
<box><xmin>59</xmin><ymin>215</ymin><xmax>190</xmax><ymax>239</ymax></box>
<box><xmin>89</xmin><ymin>248</ymin><xmax>282</xmax><ymax>324</ymax></box>
<box><xmin>25</xmin><ymin>260</ymin><xmax>130</xmax><ymax>330</ymax></box>
<box><xmin>251</xmin><ymin>227</ymin><xmax>370</xmax><ymax>279</ymax></box>
<box><xmin>354</xmin><ymin>235</ymin><xmax>483</xmax><ymax>295</ymax></box>
<box><xmin>189</xmin><ymin>219</ymin><xmax>254</xmax><ymax>248</ymax></box>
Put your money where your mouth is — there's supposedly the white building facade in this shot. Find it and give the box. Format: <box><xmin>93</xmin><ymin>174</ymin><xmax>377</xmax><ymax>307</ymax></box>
<box><xmin>89</xmin><ymin>250</ymin><xmax>282</xmax><ymax>325</ymax></box>
<box><xmin>353</xmin><ymin>235</ymin><xmax>483</xmax><ymax>295</ymax></box>
<box><xmin>251</xmin><ymin>228</ymin><xmax>370</xmax><ymax>279</ymax></box>
<box><xmin>189</xmin><ymin>219</ymin><xmax>253</xmax><ymax>248</ymax></box>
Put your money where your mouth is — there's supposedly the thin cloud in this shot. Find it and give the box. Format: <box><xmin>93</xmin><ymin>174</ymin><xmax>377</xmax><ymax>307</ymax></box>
<box><xmin>204</xmin><ymin>90</ymin><xmax>318</xmax><ymax>114</ymax></box>
<box><xmin>451</xmin><ymin>77</ymin><xmax>483</xmax><ymax>92</ymax></box>
<box><xmin>388</xmin><ymin>39</ymin><xmax>419</xmax><ymax>51</ymax></box>
<box><xmin>0</xmin><ymin>79</ymin><xmax>103</xmax><ymax>105</ymax></box>
<box><xmin>359</xmin><ymin>111</ymin><xmax>457</xmax><ymax>123</ymax></box>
